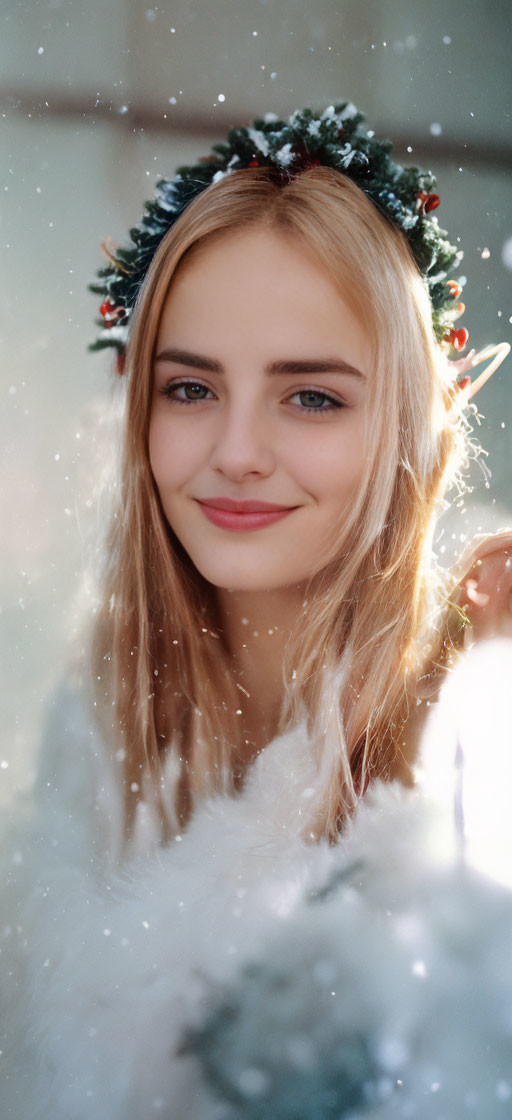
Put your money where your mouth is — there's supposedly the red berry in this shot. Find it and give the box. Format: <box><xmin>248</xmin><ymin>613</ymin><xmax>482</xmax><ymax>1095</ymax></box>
<box><xmin>100</xmin><ymin>300</ymin><xmax>123</xmax><ymax>329</ymax></box>
<box><xmin>458</xmin><ymin>376</ymin><xmax>471</xmax><ymax>392</ymax></box>
<box><xmin>424</xmin><ymin>193</ymin><xmax>440</xmax><ymax>213</ymax></box>
<box><xmin>447</xmin><ymin>327</ymin><xmax>469</xmax><ymax>351</ymax></box>
<box><xmin>448</xmin><ymin>280</ymin><xmax>462</xmax><ymax>299</ymax></box>
<box><xmin>249</xmin><ymin>157</ymin><xmax>259</xmax><ymax>167</ymax></box>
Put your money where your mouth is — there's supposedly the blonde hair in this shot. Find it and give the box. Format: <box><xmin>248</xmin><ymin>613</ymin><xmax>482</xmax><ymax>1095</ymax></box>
<box><xmin>91</xmin><ymin>166</ymin><xmax>470</xmax><ymax>845</ymax></box>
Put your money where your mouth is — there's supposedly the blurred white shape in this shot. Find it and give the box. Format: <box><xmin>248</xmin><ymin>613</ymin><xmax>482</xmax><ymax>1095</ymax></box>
<box><xmin>420</xmin><ymin>639</ymin><xmax>512</xmax><ymax>890</ymax></box>
<box><xmin>412</xmin><ymin>959</ymin><xmax>427</xmax><ymax>978</ymax></box>
<box><xmin>501</xmin><ymin>236</ymin><xmax>512</xmax><ymax>270</ymax></box>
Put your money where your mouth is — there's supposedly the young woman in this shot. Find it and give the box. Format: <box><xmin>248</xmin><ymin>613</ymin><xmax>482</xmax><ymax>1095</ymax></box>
<box><xmin>3</xmin><ymin>101</ymin><xmax>512</xmax><ymax>1118</ymax></box>
<box><xmin>86</xmin><ymin>103</ymin><xmax>511</xmax><ymax>856</ymax></box>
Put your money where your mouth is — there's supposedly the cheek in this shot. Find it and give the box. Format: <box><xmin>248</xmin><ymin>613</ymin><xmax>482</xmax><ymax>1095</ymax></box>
<box><xmin>291</xmin><ymin>425</ymin><xmax>366</xmax><ymax>504</ymax></box>
<box><xmin>149</xmin><ymin>414</ymin><xmax>195</xmax><ymax>493</ymax></box>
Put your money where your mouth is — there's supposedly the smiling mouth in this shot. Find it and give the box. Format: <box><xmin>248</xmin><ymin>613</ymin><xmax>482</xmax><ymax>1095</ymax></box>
<box><xmin>198</xmin><ymin>498</ymin><xmax>297</xmax><ymax>513</ymax></box>
<box><xmin>196</xmin><ymin>499</ymin><xmax>297</xmax><ymax>532</ymax></box>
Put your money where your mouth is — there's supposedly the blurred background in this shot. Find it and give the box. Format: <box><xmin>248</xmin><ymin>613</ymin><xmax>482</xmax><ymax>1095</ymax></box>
<box><xmin>1</xmin><ymin>0</ymin><xmax>511</xmax><ymax>799</ymax></box>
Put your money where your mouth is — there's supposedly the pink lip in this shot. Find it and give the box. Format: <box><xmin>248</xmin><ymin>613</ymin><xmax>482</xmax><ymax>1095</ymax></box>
<box><xmin>196</xmin><ymin>498</ymin><xmax>297</xmax><ymax>532</ymax></box>
<box><xmin>198</xmin><ymin>498</ymin><xmax>296</xmax><ymax>513</ymax></box>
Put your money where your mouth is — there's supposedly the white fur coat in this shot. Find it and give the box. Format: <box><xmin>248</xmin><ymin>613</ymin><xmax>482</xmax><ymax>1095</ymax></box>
<box><xmin>2</xmin><ymin>641</ymin><xmax>512</xmax><ymax>1119</ymax></box>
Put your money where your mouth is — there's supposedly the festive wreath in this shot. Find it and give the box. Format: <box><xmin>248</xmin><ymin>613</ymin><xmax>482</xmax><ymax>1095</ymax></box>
<box><xmin>89</xmin><ymin>100</ymin><xmax>468</xmax><ymax>361</ymax></box>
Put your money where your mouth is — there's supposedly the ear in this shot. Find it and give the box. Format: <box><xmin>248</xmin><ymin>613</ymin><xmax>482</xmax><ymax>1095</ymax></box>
<box><xmin>455</xmin><ymin>532</ymin><xmax>512</xmax><ymax>640</ymax></box>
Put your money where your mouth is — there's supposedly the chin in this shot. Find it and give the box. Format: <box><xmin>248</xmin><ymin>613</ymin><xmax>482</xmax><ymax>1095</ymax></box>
<box><xmin>204</xmin><ymin>572</ymin><xmax>288</xmax><ymax>593</ymax></box>
<box><xmin>192</xmin><ymin>560</ymin><xmax>297</xmax><ymax>594</ymax></box>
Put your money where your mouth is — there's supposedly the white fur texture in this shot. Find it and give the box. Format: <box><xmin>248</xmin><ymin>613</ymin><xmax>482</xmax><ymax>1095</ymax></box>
<box><xmin>2</xmin><ymin>642</ymin><xmax>512</xmax><ymax>1118</ymax></box>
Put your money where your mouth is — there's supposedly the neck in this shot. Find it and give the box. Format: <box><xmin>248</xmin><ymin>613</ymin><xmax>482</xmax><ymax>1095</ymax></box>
<box><xmin>214</xmin><ymin>585</ymin><xmax>307</xmax><ymax>748</ymax></box>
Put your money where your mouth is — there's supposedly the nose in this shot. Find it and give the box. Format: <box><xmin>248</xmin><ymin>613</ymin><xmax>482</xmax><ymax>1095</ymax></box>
<box><xmin>208</xmin><ymin>402</ymin><xmax>276</xmax><ymax>480</ymax></box>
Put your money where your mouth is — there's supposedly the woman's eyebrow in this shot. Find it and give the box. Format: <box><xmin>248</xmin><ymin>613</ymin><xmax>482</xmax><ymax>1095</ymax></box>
<box><xmin>154</xmin><ymin>347</ymin><xmax>366</xmax><ymax>380</ymax></box>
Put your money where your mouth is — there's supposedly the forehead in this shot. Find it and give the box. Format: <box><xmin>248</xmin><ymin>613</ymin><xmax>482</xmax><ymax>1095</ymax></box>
<box><xmin>158</xmin><ymin>227</ymin><xmax>371</xmax><ymax>370</ymax></box>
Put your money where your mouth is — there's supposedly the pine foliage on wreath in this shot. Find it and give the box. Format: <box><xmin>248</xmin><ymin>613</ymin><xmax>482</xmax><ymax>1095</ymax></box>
<box><xmin>89</xmin><ymin>101</ymin><xmax>466</xmax><ymax>357</ymax></box>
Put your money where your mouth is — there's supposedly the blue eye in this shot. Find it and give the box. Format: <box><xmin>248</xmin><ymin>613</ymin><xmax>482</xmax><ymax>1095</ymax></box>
<box><xmin>160</xmin><ymin>381</ymin><xmax>213</xmax><ymax>404</ymax></box>
<box><xmin>290</xmin><ymin>390</ymin><xmax>344</xmax><ymax>414</ymax></box>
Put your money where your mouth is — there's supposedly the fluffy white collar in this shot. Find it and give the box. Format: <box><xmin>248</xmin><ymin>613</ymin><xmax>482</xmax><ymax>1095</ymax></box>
<box><xmin>2</xmin><ymin>639</ymin><xmax>512</xmax><ymax>1119</ymax></box>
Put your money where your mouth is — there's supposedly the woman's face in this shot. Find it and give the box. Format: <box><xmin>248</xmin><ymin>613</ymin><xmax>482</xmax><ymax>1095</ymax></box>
<box><xmin>149</xmin><ymin>226</ymin><xmax>371</xmax><ymax>592</ymax></box>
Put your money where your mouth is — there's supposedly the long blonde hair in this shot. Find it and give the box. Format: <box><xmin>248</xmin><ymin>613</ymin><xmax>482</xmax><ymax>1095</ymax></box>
<box><xmin>91</xmin><ymin>166</ymin><xmax>470</xmax><ymax>844</ymax></box>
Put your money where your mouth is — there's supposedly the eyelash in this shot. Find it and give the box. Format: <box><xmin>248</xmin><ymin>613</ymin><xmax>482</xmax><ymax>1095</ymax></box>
<box><xmin>159</xmin><ymin>380</ymin><xmax>346</xmax><ymax>415</ymax></box>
